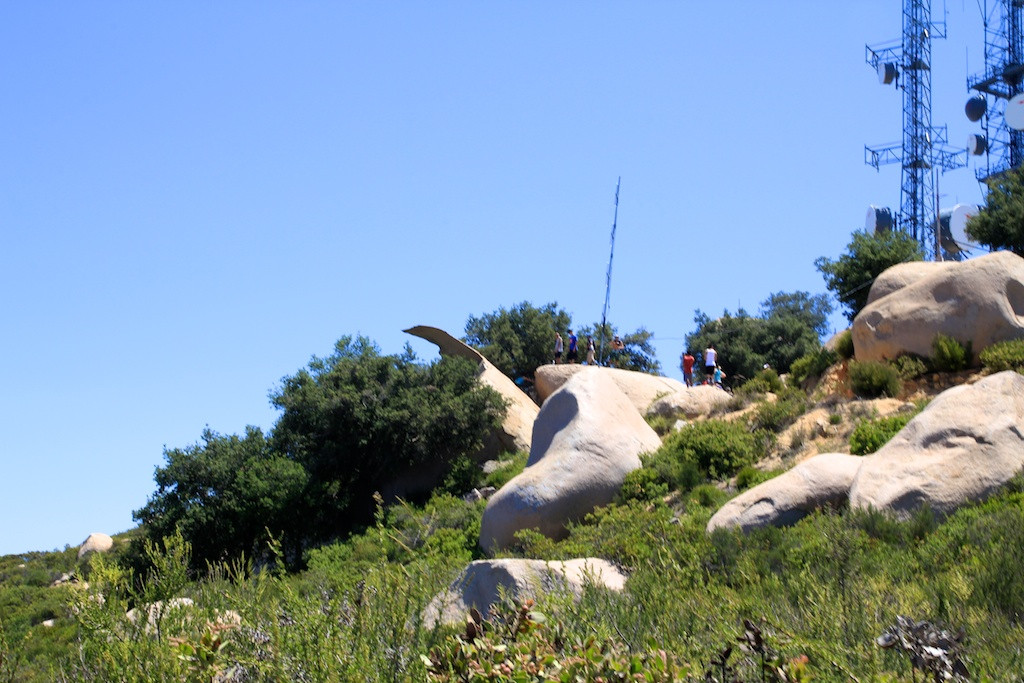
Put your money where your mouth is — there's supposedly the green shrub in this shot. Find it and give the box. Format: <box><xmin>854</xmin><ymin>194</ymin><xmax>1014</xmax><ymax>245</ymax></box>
<box><xmin>483</xmin><ymin>451</ymin><xmax>529</xmax><ymax>489</ymax></box>
<box><xmin>849</xmin><ymin>414</ymin><xmax>914</xmax><ymax>455</ymax></box>
<box><xmin>979</xmin><ymin>339</ymin><xmax>1024</xmax><ymax>373</ymax></box>
<box><xmin>828</xmin><ymin>412</ymin><xmax>842</xmax><ymax>425</ymax></box>
<box><xmin>788</xmin><ymin>347</ymin><xmax>838</xmax><ymax>386</ymax></box>
<box><xmin>738</xmin><ymin>368</ymin><xmax>784</xmax><ymax>395</ymax></box>
<box><xmin>617</xmin><ymin>467</ymin><xmax>669</xmax><ymax>503</ymax></box>
<box><xmin>735</xmin><ymin>466</ymin><xmax>781</xmax><ymax>491</ymax></box>
<box><xmin>654</xmin><ymin>419</ymin><xmax>761</xmax><ymax>480</ymax></box>
<box><xmin>848</xmin><ymin>360</ymin><xmax>902</xmax><ymax>398</ymax></box>
<box><xmin>834</xmin><ymin>329</ymin><xmax>855</xmax><ymax>359</ymax></box>
<box><xmin>749</xmin><ymin>390</ymin><xmax>807</xmax><ymax>433</ymax></box>
<box><xmin>931</xmin><ymin>333</ymin><xmax>973</xmax><ymax>372</ymax></box>
<box><xmin>890</xmin><ymin>353</ymin><xmax>929</xmax><ymax>379</ymax></box>
<box><xmin>645</xmin><ymin>413</ymin><xmax>678</xmax><ymax>437</ymax></box>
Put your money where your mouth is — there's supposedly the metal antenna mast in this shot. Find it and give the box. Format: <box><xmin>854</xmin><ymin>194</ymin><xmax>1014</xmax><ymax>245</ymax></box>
<box><xmin>965</xmin><ymin>0</ymin><xmax>1024</xmax><ymax>180</ymax></box>
<box><xmin>865</xmin><ymin>0</ymin><xmax>967</xmax><ymax>256</ymax></box>
<box><xmin>598</xmin><ymin>177</ymin><xmax>620</xmax><ymax>366</ymax></box>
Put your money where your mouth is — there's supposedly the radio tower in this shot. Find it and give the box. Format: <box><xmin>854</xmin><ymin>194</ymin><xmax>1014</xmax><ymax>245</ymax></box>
<box><xmin>964</xmin><ymin>0</ymin><xmax>1024</xmax><ymax>180</ymax></box>
<box><xmin>865</xmin><ymin>0</ymin><xmax>967</xmax><ymax>257</ymax></box>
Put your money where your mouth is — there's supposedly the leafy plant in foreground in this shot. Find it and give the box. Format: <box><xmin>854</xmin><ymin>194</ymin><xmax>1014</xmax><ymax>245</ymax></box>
<box><xmin>848</xmin><ymin>360</ymin><xmax>902</xmax><ymax>398</ymax></box>
<box><xmin>849</xmin><ymin>414</ymin><xmax>915</xmax><ymax>455</ymax></box>
<box><xmin>979</xmin><ymin>338</ymin><xmax>1024</xmax><ymax>373</ymax></box>
<box><xmin>931</xmin><ymin>333</ymin><xmax>973</xmax><ymax>372</ymax></box>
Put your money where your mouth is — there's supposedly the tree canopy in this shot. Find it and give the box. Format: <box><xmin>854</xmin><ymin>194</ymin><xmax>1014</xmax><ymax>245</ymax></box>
<box><xmin>463</xmin><ymin>301</ymin><xmax>662</xmax><ymax>376</ymax></box>
<box><xmin>682</xmin><ymin>291</ymin><xmax>832</xmax><ymax>383</ymax></box>
<box><xmin>815</xmin><ymin>230</ymin><xmax>923</xmax><ymax>321</ymax></box>
<box><xmin>135</xmin><ymin>336</ymin><xmax>506</xmax><ymax>570</ymax></box>
<box><xmin>463</xmin><ymin>301</ymin><xmax>571</xmax><ymax>380</ymax></box>
<box><xmin>967</xmin><ymin>166</ymin><xmax>1024</xmax><ymax>255</ymax></box>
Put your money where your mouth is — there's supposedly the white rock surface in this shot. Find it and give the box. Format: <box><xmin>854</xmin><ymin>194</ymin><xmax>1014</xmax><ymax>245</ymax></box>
<box><xmin>77</xmin><ymin>533</ymin><xmax>113</xmax><ymax>560</ymax></box>
<box><xmin>479</xmin><ymin>369</ymin><xmax>661</xmax><ymax>552</ymax></box>
<box><xmin>853</xmin><ymin>251</ymin><xmax>1024</xmax><ymax>363</ymax></box>
<box><xmin>534</xmin><ymin>364</ymin><xmax>686</xmax><ymax>414</ymax></box>
<box><xmin>707</xmin><ymin>453</ymin><xmax>864</xmax><ymax>532</ymax></box>
<box><xmin>646</xmin><ymin>385</ymin><xmax>733</xmax><ymax>419</ymax></box>
<box><xmin>423</xmin><ymin>558</ymin><xmax>627</xmax><ymax>626</ymax></box>
<box><xmin>849</xmin><ymin>371</ymin><xmax>1024</xmax><ymax>518</ymax></box>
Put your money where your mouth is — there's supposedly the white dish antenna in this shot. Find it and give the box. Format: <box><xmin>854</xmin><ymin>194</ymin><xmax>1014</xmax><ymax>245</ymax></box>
<box><xmin>968</xmin><ymin>134</ymin><xmax>987</xmax><ymax>156</ymax></box>
<box><xmin>949</xmin><ymin>203</ymin><xmax>980</xmax><ymax>251</ymax></box>
<box><xmin>1005</xmin><ymin>92</ymin><xmax>1024</xmax><ymax>130</ymax></box>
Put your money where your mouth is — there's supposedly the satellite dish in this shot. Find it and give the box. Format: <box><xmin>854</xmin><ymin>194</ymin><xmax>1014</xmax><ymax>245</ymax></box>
<box><xmin>968</xmin><ymin>133</ymin><xmax>987</xmax><ymax>155</ymax></box>
<box><xmin>1005</xmin><ymin>92</ymin><xmax>1024</xmax><ymax>130</ymax></box>
<box><xmin>866</xmin><ymin>205</ymin><xmax>894</xmax><ymax>233</ymax></box>
<box><xmin>965</xmin><ymin>95</ymin><xmax>987</xmax><ymax>122</ymax></box>
<box><xmin>950</xmin><ymin>203</ymin><xmax>980</xmax><ymax>250</ymax></box>
<box><xmin>878</xmin><ymin>62</ymin><xmax>898</xmax><ymax>85</ymax></box>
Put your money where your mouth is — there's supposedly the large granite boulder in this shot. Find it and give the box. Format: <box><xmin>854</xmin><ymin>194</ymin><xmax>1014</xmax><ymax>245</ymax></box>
<box><xmin>849</xmin><ymin>371</ymin><xmax>1024</xmax><ymax>518</ymax></box>
<box><xmin>707</xmin><ymin>454</ymin><xmax>864</xmax><ymax>533</ymax></box>
<box><xmin>479</xmin><ymin>369</ymin><xmax>662</xmax><ymax>553</ymax></box>
<box><xmin>405</xmin><ymin>325</ymin><xmax>538</xmax><ymax>454</ymax></box>
<box><xmin>423</xmin><ymin>558</ymin><xmax>627</xmax><ymax>626</ymax></box>
<box><xmin>534</xmin><ymin>364</ymin><xmax>686</xmax><ymax>413</ymax></box>
<box><xmin>853</xmin><ymin>251</ymin><xmax>1024</xmax><ymax>363</ymax></box>
<box><xmin>646</xmin><ymin>385</ymin><xmax>733</xmax><ymax>419</ymax></box>
<box><xmin>77</xmin><ymin>533</ymin><xmax>113</xmax><ymax>560</ymax></box>
<box><xmin>865</xmin><ymin>261</ymin><xmax>955</xmax><ymax>306</ymax></box>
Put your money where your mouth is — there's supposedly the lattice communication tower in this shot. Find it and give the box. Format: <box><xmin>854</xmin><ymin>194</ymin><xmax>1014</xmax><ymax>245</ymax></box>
<box><xmin>964</xmin><ymin>0</ymin><xmax>1024</xmax><ymax>180</ymax></box>
<box><xmin>865</xmin><ymin>0</ymin><xmax>967</xmax><ymax>258</ymax></box>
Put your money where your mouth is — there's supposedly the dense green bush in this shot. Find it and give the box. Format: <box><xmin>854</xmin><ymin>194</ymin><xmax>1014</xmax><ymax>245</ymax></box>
<box><xmin>749</xmin><ymin>389</ymin><xmax>807</xmax><ymax>433</ymax></box>
<box><xmin>890</xmin><ymin>353</ymin><xmax>929</xmax><ymax>379</ymax></box>
<box><xmin>931</xmin><ymin>333</ymin><xmax>973</xmax><ymax>372</ymax></box>
<box><xmin>834</xmin><ymin>329</ymin><xmax>855</xmax><ymax>359</ymax></box>
<box><xmin>738</xmin><ymin>367</ymin><xmax>784</xmax><ymax>395</ymax></box>
<box><xmin>849</xmin><ymin>360</ymin><xmax>902</xmax><ymax>398</ymax></box>
<box><xmin>980</xmin><ymin>338</ymin><xmax>1024</xmax><ymax>373</ymax></box>
<box><xmin>735</xmin><ymin>466</ymin><xmax>781</xmax><ymax>491</ymax></box>
<box><xmin>617</xmin><ymin>467</ymin><xmax>670</xmax><ymax>503</ymax></box>
<box><xmin>482</xmin><ymin>451</ymin><xmax>528</xmax><ymax>490</ymax></box>
<box><xmin>849</xmin><ymin>414</ymin><xmax>914</xmax><ymax>455</ymax></box>
<box><xmin>788</xmin><ymin>347</ymin><xmax>838</xmax><ymax>386</ymax></box>
<box><xmin>653</xmin><ymin>419</ymin><xmax>761</xmax><ymax>480</ymax></box>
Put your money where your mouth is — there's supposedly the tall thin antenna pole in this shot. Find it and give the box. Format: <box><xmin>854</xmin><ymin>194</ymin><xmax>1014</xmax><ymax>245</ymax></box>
<box><xmin>598</xmin><ymin>177</ymin><xmax>620</xmax><ymax>365</ymax></box>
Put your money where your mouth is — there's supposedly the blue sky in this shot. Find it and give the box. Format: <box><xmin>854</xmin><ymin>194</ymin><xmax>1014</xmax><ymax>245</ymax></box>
<box><xmin>0</xmin><ymin>2</ymin><xmax>994</xmax><ymax>555</ymax></box>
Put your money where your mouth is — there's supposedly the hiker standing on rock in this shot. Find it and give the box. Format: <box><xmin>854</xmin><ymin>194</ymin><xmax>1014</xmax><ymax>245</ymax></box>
<box><xmin>554</xmin><ymin>333</ymin><xmax>563</xmax><ymax>364</ymax></box>
<box><xmin>567</xmin><ymin>329</ymin><xmax>579</xmax><ymax>363</ymax></box>
<box><xmin>586</xmin><ymin>336</ymin><xmax>596</xmax><ymax>365</ymax></box>
<box><xmin>704</xmin><ymin>345</ymin><xmax>717</xmax><ymax>384</ymax></box>
<box><xmin>683</xmin><ymin>350</ymin><xmax>696</xmax><ymax>387</ymax></box>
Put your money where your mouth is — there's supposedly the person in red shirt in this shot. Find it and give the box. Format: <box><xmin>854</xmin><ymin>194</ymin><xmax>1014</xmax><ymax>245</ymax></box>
<box><xmin>683</xmin><ymin>350</ymin><xmax>696</xmax><ymax>387</ymax></box>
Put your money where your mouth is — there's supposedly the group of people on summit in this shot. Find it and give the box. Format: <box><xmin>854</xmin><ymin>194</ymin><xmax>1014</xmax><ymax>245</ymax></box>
<box><xmin>682</xmin><ymin>345</ymin><xmax>725</xmax><ymax>389</ymax></box>
<box><xmin>554</xmin><ymin>331</ymin><xmax>725</xmax><ymax>389</ymax></box>
<box><xmin>553</xmin><ymin>330</ymin><xmax>625</xmax><ymax>367</ymax></box>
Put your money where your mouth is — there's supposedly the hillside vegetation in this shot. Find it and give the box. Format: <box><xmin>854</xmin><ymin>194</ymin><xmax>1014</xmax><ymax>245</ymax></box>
<box><xmin>3</xmin><ymin>296</ymin><xmax>1024</xmax><ymax>681</ymax></box>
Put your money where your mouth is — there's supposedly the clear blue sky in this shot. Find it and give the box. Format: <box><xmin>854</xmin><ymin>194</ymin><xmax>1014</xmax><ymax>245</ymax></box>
<box><xmin>0</xmin><ymin>2</ymin><xmax>993</xmax><ymax>555</ymax></box>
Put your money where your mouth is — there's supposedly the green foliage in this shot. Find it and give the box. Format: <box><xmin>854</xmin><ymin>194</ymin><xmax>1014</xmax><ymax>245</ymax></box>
<box><xmin>890</xmin><ymin>353</ymin><xmax>930</xmax><ymax>379</ymax></box>
<box><xmin>463</xmin><ymin>301</ymin><xmax>572</xmax><ymax>380</ymax></box>
<box><xmin>616</xmin><ymin>467</ymin><xmax>670</xmax><ymax>504</ymax></box>
<box><xmin>931</xmin><ymin>333</ymin><xmax>973</xmax><ymax>372</ymax></box>
<box><xmin>848</xmin><ymin>360</ymin><xmax>902</xmax><ymax>398</ymax></box>
<box><xmin>979</xmin><ymin>338</ymin><xmax>1024</xmax><ymax>373</ymax></box>
<box><xmin>578</xmin><ymin>323</ymin><xmax>662</xmax><ymax>374</ymax></box>
<box><xmin>269</xmin><ymin>337</ymin><xmax>505</xmax><ymax>551</ymax></box>
<box><xmin>482</xmin><ymin>451</ymin><xmax>529</xmax><ymax>490</ymax></box>
<box><xmin>849</xmin><ymin>414</ymin><xmax>915</xmax><ymax>455</ymax></box>
<box><xmin>653</xmin><ymin>419</ymin><xmax>761</xmax><ymax>480</ymax></box>
<box><xmin>788</xmin><ymin>347</ymin><xmax>838</xmax><ymax>386</ymax></box>
<box><xmin>133</xmin><ymin>426</ymin><xmax>307</xmax><ymax>570</ymax></box>
<box><xmin>816</xmin><ymin>230</ymin><xmax>924</xmax><ymax>321</ymax></box>
<box><xmin>967</xmin><ymin>165</ymin><xmax>1024</xmax><ymax>255</ymax></box>
<box><xmin>748</xmin><ymin>390</ymin><xmax>807</xmax><ymax>433</ymax></box>
<box><xmin>424</xmin><ymin>598</ymin><xmax>692</xmax><ymax>681</ymax></box>
<box><xmin>834</xmin><ymin>328</ymin><xmax>855</xmax><ymax>359</ymax></box>
<box><xmin>644</xmin><ymin>413</ymin><xmax>677</xmax><ymax>437</ymax></box>
<box><xmin>683</xmin><ymin>290</ymin><xmax>833</xmax><ymax>382</ymax></box>
<box><xmin>735</xmin><ymin>466</ymin><xmax>781</xmax><ymax>491</ymax></box>
<box><xmin>738</xmin><ymin>367</ymin><xmax>784</xmax><ymax>395</ymax></box>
